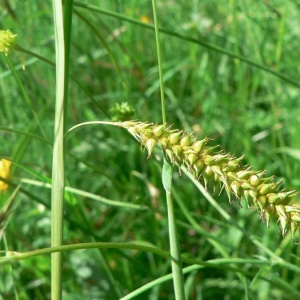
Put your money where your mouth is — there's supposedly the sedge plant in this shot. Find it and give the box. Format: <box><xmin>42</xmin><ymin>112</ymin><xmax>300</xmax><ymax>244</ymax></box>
<box><xmin>2</xmin><ymin>1</ymin><xmax>300</xmax><ymax>299</ymax></box>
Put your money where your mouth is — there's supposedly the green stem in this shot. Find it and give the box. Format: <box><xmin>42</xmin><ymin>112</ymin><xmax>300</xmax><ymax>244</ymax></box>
<box><xmin>152</xmin><ymin>1</ymin><xmax>185</xmax><ymax>298</ymax></box>
<box><xmin>166</xmin><ymin>190</ymin><xmax>186</xmax><ymax>300</ymax></box>
<box><xmin>51</xmin><ymin>0</ymin><xmax>66</xmax><ymax>299</ymax></box>
<box><xmin>152</xmin><ymin>0</ymin><xmax>166</xmax><ymax>123</ymax></box>
<box><xmin>162</xmin><ymin>157</ymin><xmax>186</xmax><ymax>299</ymax></box>
<box><xmin>15</xmin><ymin>44</ymin><xmax>55</xmax><ymax>66</ymax></box>
<box><xmin>4</xmin><ymin>241</ymin><xmax>300</xmax><ymax>299</ymax></box>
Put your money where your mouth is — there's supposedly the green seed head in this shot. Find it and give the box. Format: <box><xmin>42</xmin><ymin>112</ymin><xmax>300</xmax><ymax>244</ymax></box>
<box><xmin>122</xmin><ymin>120</ymin><xmax>299</xmax><ymax>242</ymax></box>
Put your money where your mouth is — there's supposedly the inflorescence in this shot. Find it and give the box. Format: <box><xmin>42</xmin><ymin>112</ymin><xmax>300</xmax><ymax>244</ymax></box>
<box><xmin>122</xmin><ymin>121</ymin><xmax>300</xmax><ymax>242</ymax></box>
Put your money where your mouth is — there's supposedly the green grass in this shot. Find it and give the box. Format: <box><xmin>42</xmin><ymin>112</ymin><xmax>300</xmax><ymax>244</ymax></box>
<box><xmin>1</xmin><ymin>0</ymin><xmax>300</xmax><ymax>299</ymax></box>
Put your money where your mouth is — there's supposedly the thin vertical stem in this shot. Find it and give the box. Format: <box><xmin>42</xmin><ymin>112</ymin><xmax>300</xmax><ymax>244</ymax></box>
<box><xmin>152</xmin><ymin>0</ymin><xmax>166</xmax><ymax>124</ymax></box>
<box><xmin>152</xmin><ymin>1</ymin><xmax>186</xmax><ymax>299</ymax></box>
<box><xmin>166</xmin><ymin>189</ymin><xmax>186</xmax><ymax>300</ymax></box>
<box><xmin>162</xmin><ymin>158</ymin><xmax>186</xmax><ymax>300</ymax></box>
<box><xmin>51</xmin><ymin>0</ymin><xmax>65</xmax><ymax>299</ymax></box>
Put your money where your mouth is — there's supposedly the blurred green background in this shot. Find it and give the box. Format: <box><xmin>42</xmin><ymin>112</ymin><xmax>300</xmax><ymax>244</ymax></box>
<box><xmin>1</xmin><ymin>1</ymin><xmax>300</xmax><ymax>299</ymax></box>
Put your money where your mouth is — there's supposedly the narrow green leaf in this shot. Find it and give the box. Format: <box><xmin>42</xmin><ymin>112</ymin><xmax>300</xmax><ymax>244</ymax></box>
<box><xmin>162</xmin><ymin>157</ymin><xmax>173</xmax><ymax>193</ymax></box>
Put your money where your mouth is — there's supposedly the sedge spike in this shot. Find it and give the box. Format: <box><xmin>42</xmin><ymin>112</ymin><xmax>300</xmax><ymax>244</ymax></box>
<box><xmin>121</xmin><ymin>121</ymin><xmax>300</xmax><ymax>243</ymax></box>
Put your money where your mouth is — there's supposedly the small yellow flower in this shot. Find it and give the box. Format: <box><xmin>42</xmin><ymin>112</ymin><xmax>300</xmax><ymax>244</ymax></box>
<box><xmin>140</xmin><ymin>15</ymin><xmax>150</xmax><ymax>23</ymax></box>
<box><xmin>0</xmin><ymin>30</ymin><xmax>17</xmax><ymax>56</ymax></box>
<box><xmin>0</xmin><ymin>158</ymin><xmax>12</xmax><ymax>192</ymax></box>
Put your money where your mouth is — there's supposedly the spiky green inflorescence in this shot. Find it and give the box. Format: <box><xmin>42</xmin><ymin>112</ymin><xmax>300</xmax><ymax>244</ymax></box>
<box><xmin>122</xmin><ymin>121</ymin><xmax>300</xmax><ymax>242</ymax></box>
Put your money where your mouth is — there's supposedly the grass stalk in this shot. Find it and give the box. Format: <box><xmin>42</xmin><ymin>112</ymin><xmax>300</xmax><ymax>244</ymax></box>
<box><xmin>152</xmin><ymin>0</ymin><xmax>185</xmax><ymax>297</ymax></box>
<box><xmin>51</xmin><ymin>0</ymin><xmax>66</xmax><ymax>299</ymax></box>
<box><xmin>152</xmin><ymin>0</ymin><xmax>166</xmax><ymax>124</ymax></box>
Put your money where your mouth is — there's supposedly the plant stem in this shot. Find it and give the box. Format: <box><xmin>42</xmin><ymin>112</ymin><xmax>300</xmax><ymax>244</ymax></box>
<box><xmin>152</xmin><ymin>0</ymin><xmax>185</xmax><ymax>298</ymax></box>
<box><xmin>51</xmin><ymin>0</ymin><xmax>65</xmax><ymax>299</ymax></box>
<box><xmin>152</xmin><ymin>0</ymin><xmax>166</xmax><ymax>124</ymax></box>
<box><xmin>166</xmin><ymin>190</ymin><xmax>186</xmax><ymax>300</ymax></box>
<box><xmin>162</xmin><ymin>157</ymin><xmax>186</xmax><ymax>299</ymax></box>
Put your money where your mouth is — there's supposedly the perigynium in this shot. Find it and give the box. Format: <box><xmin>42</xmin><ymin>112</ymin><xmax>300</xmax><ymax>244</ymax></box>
<box><xmin>120</xmin><ymin>121</ymin><xmax>300</xmax><ymax>243</ymax></box>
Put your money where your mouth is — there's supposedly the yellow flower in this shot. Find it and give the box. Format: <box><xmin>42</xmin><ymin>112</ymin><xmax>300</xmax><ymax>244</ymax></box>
<box><xmin>0</xmin><ymin>30</ymin><xmax>17</xmax><ymax>56</ymax></box>
<box><xmin>140</xmin><ymin>15</ymin><xmax>150</xmax><ymax>23</ymax></box>
<box><xmin>0</xmin><ymin>158</ymin><xmax>12</xmax><ymax>192</ymax></box>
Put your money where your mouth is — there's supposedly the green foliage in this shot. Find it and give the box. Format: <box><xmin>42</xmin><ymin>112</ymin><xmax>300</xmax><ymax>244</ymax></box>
<box><xmin>1</xmin><ymin>0</ymin><xmax>300</xmax><ymax>299</ymax></box>
<box><xmin>109</xmin><ymin>102</ymin><xmax>135</xmax><ymax>121</ymax></box>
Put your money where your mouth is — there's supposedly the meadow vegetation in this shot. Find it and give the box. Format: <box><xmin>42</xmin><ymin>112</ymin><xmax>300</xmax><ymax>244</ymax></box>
<box><xmin>1</xmin><ymin>1</ymin><xmax>300</xmax><ymax>299</ymax></box>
